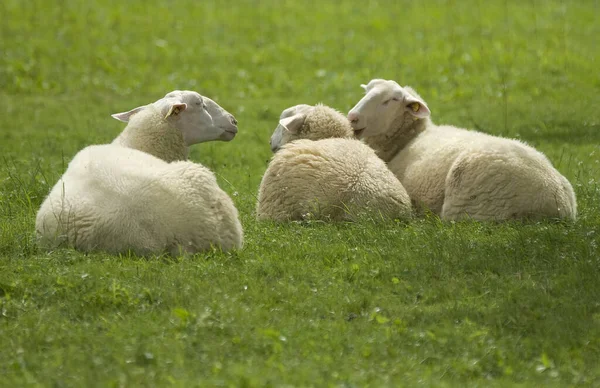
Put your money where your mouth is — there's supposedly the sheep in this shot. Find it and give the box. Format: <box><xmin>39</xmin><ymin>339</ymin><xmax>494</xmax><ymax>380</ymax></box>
<box><xmin>347</xmin><ymin>79</ymin><xmax>577</xmax><ymax>221</ymax></box>
<box><xmin>257</xmin><ymin>103</ymin><xmax>412</xmax><ymax>222</ymax></box>
<box><xmin>111</xmin><ymin>90</ymin><xmax>238</xmax><ymax>162</ymax></box>
<box><xmin>35</xmin><ymin>90</ymin><xmax>243</xmax><ymax>255</ymax></box>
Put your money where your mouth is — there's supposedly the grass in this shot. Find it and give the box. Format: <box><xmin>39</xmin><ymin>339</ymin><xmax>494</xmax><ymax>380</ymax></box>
<box><xmin>1</xmin><ymin>0</ymin><xmax>599</xmax><ymax>386</ymax></box>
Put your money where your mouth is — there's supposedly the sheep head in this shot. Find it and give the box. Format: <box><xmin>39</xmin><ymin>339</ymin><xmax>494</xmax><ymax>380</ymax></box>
<box><xmin>269</xmin><ymin>104</ymin><xmax>353</xmax><ymax>152</ymax></box>
<box><xmin>347</xmin><ymin>79</ymin><xmax>430</xmax><ymax>138</ymax></box>
<box><xmin>111</xmin><ymin>90</ymin><xmax>238</xmax><ymax>145</ymax></box>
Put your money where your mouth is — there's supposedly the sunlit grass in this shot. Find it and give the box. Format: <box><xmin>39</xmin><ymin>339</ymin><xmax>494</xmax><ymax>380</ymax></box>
<box><xmin>0</xmin><ymin>0</ymin><xmax>599</xmax><ymax>386</ymax></box>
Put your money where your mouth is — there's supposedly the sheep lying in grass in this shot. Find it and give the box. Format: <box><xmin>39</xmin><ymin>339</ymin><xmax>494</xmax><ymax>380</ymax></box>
<box><xmin>348</xmin><ymin>79</ymin><xmax>577</xmax><ymax>221</ymax></box>
<box><xmin>257</xmin><ymin>104</ymin><xmax>412</xmax><ymax>222</ymax></box>
<box><xmin>36</xmin><ymin>91</ymin><xmax>243</xmax><ymax>255</ymax></box>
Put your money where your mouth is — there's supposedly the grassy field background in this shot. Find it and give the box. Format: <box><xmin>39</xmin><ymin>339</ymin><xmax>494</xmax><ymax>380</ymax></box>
<box><xmin>1</xmin><ymin>0</ymin><xmax>599</xmax><ymax>386</ymax></box>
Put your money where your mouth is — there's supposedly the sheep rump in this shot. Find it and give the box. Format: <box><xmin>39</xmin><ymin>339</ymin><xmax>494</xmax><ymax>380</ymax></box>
<box><xmin>393</xmin><ymin>125</ymin><xmax>576</xmax><ymax>220</ymax></box>
<box><xmin>36</xmin><ymin>144</ymin><xmax>243</xmax><ymax>255</ymax></box>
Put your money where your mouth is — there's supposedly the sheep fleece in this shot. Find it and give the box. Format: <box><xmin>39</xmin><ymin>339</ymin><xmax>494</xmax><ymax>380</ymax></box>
<box><xmin>388</xmin><ymin>125</ymin><xmax>577</xmax><ymax>220</ymax></box>
<box><xmin>112</xmin><ymin>106</ymin><xmax>189</xmax><ymax>162</ymax></box>
<box><xmin>36</xmin><ymin>144</ymin><xmax>243</xmax><ymax>255</ymax></box>
<box><xmin>257</xmin><ymin>138</ymin><xmax>412</xmax><ymax>221</ymax></box>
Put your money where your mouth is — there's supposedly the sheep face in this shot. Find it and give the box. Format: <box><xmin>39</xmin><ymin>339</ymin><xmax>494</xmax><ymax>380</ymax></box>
<box><xmin>202</xmin><ymin>97</ymin><xmax>239</xmax><ymax>142</ymax></box>
<box><xmin>111</xmin><ymin>90</ymin><xmax>238</xmax><ymax>145</ymax></box>
<box><xmin>269</xmin><ymin>104</ymin><xmax>313</xmax><ymax>152</ymax></box>
<box><xmin>161</xmin><ymin>90</ymin><xmax>238</xmax><ymax>144</ymax></box>
<box><xmin>347</xmin><ymin>79</ymin><xmax>430</xmax><ymax>138</ymax></box>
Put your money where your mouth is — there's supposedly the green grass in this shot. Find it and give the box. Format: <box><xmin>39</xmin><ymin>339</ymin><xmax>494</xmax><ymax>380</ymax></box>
<box><xmin>1</xmin><ymin>0</ymin><xmax>599</xmax><ymax>386</ymax></box>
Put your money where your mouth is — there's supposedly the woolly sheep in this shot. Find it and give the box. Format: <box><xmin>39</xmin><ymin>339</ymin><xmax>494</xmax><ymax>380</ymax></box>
<box><xmin>257</xmin><ymin>104</ymin><xmax>412</xmax><ymax>222</ymax></box>
<box><xmin>347</xmin><ymin>79</ymin><xmax>577</xmax><ymax>221</ymax></box>
<box><xmin>36</xmin><ymin>91</ymin><xmax>243</xmax><ymax>255</ymax></box>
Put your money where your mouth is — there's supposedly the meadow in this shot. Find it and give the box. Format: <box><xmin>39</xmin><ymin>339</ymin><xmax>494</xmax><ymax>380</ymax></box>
<box><xmin>1</xmin><ymin>0</ymin><xmax>599</xmax><ymax>386</ymax></box>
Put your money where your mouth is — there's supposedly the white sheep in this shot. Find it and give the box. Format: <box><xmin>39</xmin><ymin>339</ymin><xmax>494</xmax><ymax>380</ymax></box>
<box><xmin>348</xmin><ymin>79</ymin><xmax>577</xmax><ymax>221</ymax></box>
<box><xmin>36</xmin><ymin>91</ymin><xmax>243</xmax><ymax>255</ymax></box>
<box><xmin>257</xmin><ymin>103</ymin><xmax>412</xmax><ymax>222</ymax></box>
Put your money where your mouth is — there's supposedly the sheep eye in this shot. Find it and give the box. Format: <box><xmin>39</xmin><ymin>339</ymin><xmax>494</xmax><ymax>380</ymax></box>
<box><xmin>383</xmin><ymin>97</ymin><xmax>400</xmax><ymax>106</ymax></box>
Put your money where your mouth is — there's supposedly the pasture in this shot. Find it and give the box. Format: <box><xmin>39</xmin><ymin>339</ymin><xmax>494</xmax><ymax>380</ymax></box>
<box><xmin>1</xmin><ymin>0</ymin><xmax>599</xmax><ymax>386</ymax></box>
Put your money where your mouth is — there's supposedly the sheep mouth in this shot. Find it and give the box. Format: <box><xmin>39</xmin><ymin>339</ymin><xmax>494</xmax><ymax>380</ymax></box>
<box><xmin>353</xmin><ymin>128</ymin><xmax>366</xmax><ymax>138</ymax></box>
<box><xmin>219</xmin><ymin>129</ymin><xmax>237</xmax><ymax>141</ymax></box>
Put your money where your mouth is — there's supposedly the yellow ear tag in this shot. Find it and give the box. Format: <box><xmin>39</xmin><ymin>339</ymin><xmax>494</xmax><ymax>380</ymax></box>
<box><xmin>410</xmin><ymin>102</ymin><xmax>420</xmax><ymax>112</ymax></box>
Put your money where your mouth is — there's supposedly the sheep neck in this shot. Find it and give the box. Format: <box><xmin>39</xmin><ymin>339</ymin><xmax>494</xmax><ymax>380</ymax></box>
<box><xmin>113</xmin><ymin>106</ymin><xmax>189</xmax><ymax>162</ymax></box>
<box><xmin>363</xmin><ymin>115</ymin><xmax>430</xmax><ymax>162</ymax></box>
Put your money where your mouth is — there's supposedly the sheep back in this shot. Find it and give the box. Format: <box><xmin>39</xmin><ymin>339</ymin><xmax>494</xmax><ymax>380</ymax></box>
<box><xmin>257</xmin><ymin>138</ymin><xmax>412</xmax><ymax>222</ymax></box>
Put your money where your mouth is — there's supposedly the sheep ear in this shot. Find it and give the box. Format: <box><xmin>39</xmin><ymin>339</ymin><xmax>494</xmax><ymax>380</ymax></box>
<box><xmin>405</xmin><ymin>99</ymin><xmax>431</xmax><ymax>119</ymax></box>
<box><xmin>360</xmin><ymin>84</ymin><xmax>368</xmax><ymax>90</ymax></box>
<box><xmin>111</xmin><ymin>106</ymin><xmax>146</xmax><ymax>122</ymax></box>
<box><xmin>279</xmin><ymin>113</ymin><xmax>306</xmax><ymax>134</ymax></box>
<box><xmin>165</xmin><ymin>103</ymin><xmax>187</xmax><ymax>119</ymax></box>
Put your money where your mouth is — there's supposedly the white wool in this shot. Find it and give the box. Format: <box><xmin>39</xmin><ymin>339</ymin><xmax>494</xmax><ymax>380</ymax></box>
<box><xmin>112</xmin><ymin>105</ymin><xmax>189</xmax><ymax>162</ymax></box>
<box><xmin>36</xmin><ymin>91</ymin><xmax>243</xmax><ymax>255</ymax></box>
<box><xmin>36</xmin><ymin>145</ymin><xmax>243</xmax><ymax>255</ymax></box>
<box><xmin>257</xmin><ymin>104</ymin><xmax>412</xmax><ymax>221</ymax></box>
<box><xmin>348</xmin><ymin>79</ymin><xmax>577</xmax><ymax>221</ymax></box>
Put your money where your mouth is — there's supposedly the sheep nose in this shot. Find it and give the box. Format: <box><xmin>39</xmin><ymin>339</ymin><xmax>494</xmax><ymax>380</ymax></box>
<box><xmin>348</xmin><ymin>111</ymin><xmax>361</xmax><ymax>126</ymax></box>
<box><xmin>230</xmin><ymin>115</ymin><xmax>238</xmax><ymax>126</ymax></box>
